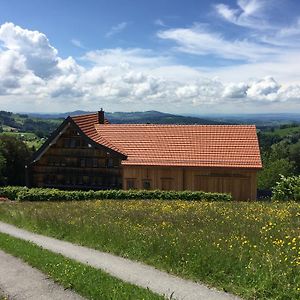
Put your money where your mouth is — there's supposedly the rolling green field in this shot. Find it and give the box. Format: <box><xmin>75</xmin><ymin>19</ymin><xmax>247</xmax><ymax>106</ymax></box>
<box><xmin>263</xmin><ymin>125</ymin><xmax>300</xmax><ymax>138</ymax></box>
<box><xmin>0</xmin><ymin>131</ymin><xmax>44</xmax><ymax>149</ymax></box>
<box><xmin>0</xmin><ymin>200</ymin><xmax>299</xmax><ymax>299</ymax></box>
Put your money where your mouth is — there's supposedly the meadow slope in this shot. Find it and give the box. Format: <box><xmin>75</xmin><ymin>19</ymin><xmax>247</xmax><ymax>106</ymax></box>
<box><xmin>0</xmin><ymin>200</ymin><xmax>299</xmax><ymax>299</ymax></box>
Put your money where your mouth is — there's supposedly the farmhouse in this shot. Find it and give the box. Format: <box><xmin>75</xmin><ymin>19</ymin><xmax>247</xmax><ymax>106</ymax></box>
<box><xmin>27</xmin><ymin>110</ymin><xmax>262</xmax><ymax>200</ymax></box>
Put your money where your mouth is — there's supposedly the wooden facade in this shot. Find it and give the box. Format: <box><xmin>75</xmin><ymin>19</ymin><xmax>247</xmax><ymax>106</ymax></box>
<box><xmin>123</xmin><ymin>166</ymin><xmax>257</xmax><ymax>201</ymax></box>
<box><xmin>29</xmin><ymin>122</ymin><xmax>123</xmax><ymax>190</ymax></box>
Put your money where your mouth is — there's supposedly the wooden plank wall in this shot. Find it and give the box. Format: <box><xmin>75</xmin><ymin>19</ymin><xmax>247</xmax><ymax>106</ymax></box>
<box><xmin>30</xmin><ymin>125</ymin><xmax>122</xmax><ymax>189</ymax></box>
<box><xmin>123</xmin><ymin>166</ymin><xmax>257</xmax><ymax>201</ymax></box>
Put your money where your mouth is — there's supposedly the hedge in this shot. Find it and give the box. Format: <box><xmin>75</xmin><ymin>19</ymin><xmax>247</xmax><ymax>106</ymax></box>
<box><xmin>0</xmin><ymin>186</ymin><xmax>232</xmax><ymax>202</ymax></box>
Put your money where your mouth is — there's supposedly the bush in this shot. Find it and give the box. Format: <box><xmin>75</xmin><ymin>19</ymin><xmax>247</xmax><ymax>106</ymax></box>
<box><xmin>271</xmin><ymin>175</ymin><xmax>300</xmax><ymax>201</ymax></box>
<box><xmin>0</xmin><ymin>186</ymin><xmax>28</xmax><ymax>199</ymax></box>
<box><xmin>0</xmin><ymin>186</ymin><xmax>232</xmax><ymax>202</ymax></box>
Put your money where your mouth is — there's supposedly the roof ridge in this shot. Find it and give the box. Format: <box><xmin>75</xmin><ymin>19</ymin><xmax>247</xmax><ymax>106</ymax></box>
<box><xmin>96</xmin><ymin>124</ymin><xmax>257</xmax><ymax>127</ymax></box>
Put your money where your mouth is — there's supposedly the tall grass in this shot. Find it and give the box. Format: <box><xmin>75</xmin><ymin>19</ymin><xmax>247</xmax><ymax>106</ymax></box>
<box><xmin>0</xmin><ymin>200</ymin><xmax>299</xmax><ymax>299</ymax></box>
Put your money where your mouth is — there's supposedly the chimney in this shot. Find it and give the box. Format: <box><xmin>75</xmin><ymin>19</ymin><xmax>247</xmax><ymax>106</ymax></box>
<box><xmin>98</xmin><ymin>108</ymin><xmax>104</xmax><ymax>124</ymax></box>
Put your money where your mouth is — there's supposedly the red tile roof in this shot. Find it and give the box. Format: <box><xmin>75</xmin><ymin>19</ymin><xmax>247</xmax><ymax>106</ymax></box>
<box><xmin>71</xmin><ymin>114</ymin><xmax>124</xmax><ymax>154</ymax></box>
<box><xmin>71</xmin><ymin>113</ymin><xmax>262</xmax><ymax>169</ymax></box>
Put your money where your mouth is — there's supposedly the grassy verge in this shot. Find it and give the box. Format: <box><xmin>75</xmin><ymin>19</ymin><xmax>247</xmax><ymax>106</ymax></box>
<box><xmin>0</xmin><ymin>200</ymin><xmax>300</xmax><ymax>299</ymax></box>
<box><xmin>0</xmin><ymin>232</ymin><xmax>163</xmax><ymax>300</ymax></box>
<box><xmin>0</xmin><ymin>295</ymin><xmax>7</xmax><ymax>300</ymax></box>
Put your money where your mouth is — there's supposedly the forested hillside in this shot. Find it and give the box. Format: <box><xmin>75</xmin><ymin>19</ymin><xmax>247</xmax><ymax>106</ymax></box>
<box><xmin>0</xmin><ymin>111</ymin><xmax>61</xmax><ymax>137</ymax></box>
<box><xmin>258</xmin><ymin>124</ymin><xmax>300</xmax><ymax>192</ymax></box>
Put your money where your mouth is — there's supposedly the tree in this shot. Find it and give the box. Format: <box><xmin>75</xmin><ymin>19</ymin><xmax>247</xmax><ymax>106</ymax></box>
<box><xmin>289</xmin><ymin>141</ymin><xmax>300</xmax><ymax>173</ymax></box>
<box><xmin>258</xmin><ymin>158</ymin><xmax>296</xmax><ymax>190</ymax></box>
<box><xmin>269</xmin><ymin>141</ymin><xmax>290</xmax><ymax>161</ymax></box>
<box><xmin>0</xmin><ymin>152</ymin><xmax>6</xmax><ymax>184</ymax></box>
<box><xmin>0</xmin><ymin>135</ymin><xmax>32</xmax><ymax>186</ymax></box>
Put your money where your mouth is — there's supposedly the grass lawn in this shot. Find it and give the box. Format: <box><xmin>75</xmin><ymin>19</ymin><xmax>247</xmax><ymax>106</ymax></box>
<box><xmin>0</xmin><ymin>232</ymin><xmax>163</xmax><ymax>300</ymax></box>
<box><xmin>264</xmin><ymin>125</ymin><xmax>300</xmax><ymax>137</ymax></box>
<box><xmin>0</xmin><ymin>200</ymin><xmax>299</xmax><ymax>299</ymax></box>
<box><xmin>0</xmin><ymin>294</ymin><xmax>7</xmax><ymax>300</ymax></box>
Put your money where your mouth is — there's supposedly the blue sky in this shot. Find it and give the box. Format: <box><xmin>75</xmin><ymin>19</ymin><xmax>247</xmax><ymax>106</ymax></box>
<box><xmin>0</xmin><ymin>0</ymin><xmax>300</xmax><ymax>114</ymax></box>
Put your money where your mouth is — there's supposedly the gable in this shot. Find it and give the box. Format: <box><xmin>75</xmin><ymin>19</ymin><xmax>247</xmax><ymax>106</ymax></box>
<box><xmin>30</xmin><ymin>117</ymin><xmax>126</xmax><ymax>165</ymax></box>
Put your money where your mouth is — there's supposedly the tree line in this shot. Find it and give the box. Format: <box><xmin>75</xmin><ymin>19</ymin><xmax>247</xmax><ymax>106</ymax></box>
<box><xmin>0</xmin><ymin>135</ymin><xmax>32</xmax><ymax>186</ymax></box>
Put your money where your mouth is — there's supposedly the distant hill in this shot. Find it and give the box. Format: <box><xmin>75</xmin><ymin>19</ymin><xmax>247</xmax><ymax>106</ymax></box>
<box><xmin>4</xmin><ymin>110</ymin><xmax>300</xmax><ymax>139</ymax></box>
<box><xmin>28</xmin><ymin>110</ymin><xmax>231</xmax><ymax>125</ymax></box>
<box><xmin>0</xmin><ymin>111</ymin><xmax>61</xmax><ymax>138</ymax></box>
<box><xmin>0</xmin><ymin>110</ymin><xmax>231</xmax><ymax>139</ymax></box>
<box><xmin>190</xmin><ymin>113</ymin><xmax>300</xmax><ymax>128</ymax></box>
<box><xmin>28</xmin><ymin>110</ymin><xmax>300</xmax><ymax>127</ymax></box>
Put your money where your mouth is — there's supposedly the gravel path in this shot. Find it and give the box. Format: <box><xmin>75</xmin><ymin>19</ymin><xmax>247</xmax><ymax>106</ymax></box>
<box><xmin>0</xmin><ymin>250</ymin><xmax>84</xmax><ymax>300</ymax></box>
<box><xmin>0</xmin><ymin>221</ymin><xmax>241</xmax><ymax>300</ymax></box>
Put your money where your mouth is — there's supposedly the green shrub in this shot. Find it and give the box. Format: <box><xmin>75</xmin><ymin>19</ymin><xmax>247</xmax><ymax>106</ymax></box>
<box><xmin>0</xmin><ymin>186</ymin><xmax>232</xmax><ymax>202</ymax></box>
<box><xmin>0</xmin><ymin>186</ymin><xmax>28</xmax><ymax>200</ymax></box>
<box><xmin>271</xmin><ymin>175</ymin><xmax>300</xmax><ymax>201</ymax></box>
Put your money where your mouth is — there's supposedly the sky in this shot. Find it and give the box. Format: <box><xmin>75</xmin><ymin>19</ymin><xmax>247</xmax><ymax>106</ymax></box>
<box><xmin>0</xmin><ymin>0</ymin><xmax>300</xmax><ymax>114</ymax></box>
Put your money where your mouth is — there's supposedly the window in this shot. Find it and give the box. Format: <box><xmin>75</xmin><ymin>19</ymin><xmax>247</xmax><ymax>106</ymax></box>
<box><xmin>81</xmin><ymin>140</ymin><xmax>88</xmax><ymax>148</ymax></box>
<box><xmin>47</xmin><ymin>156</ymin><xmax>55</xmax><ymax>166</ymax></box>
<box><xmin>113</xmin><ymin>158</ymin><xmax>120</xmax><ymax>167</ymax></box>
<box><xmin>107</xmin><ymin>158</ymin><xmax>113</xmax><ymax>168</ymax></box>
<box><xmin>86</xmin><ymin>158</ymin><xmax>92</xmax><ymax>168</ymax></box>
<box><xmin>75</xmin><ymin>139</ymin><xmax>81</xmax><ymax>147</ymax></box>
<box><xmin>92</xmin><ymin>158</ymin><xmax>98</xmax><ymax>168</ymax></box>
<box><xmin>98</xmin><ymin>159</ymin><xmax>106</xmax><ymax>167</ymax></box>
<box><xmin>126</xmin><ymin>179</ymin><xmax>136</xmax><ymax>189</ymax></box>
<box><xmin>70</xmin><ymin>129</ymin><xmax>80</xmax><ymax>136</ymax></box>
<box><xmin>142</xmin><ymin>180</ymin><xmax>151</xmax><ymax>190</ymax></box>
<box><xmin>64</xmin><ymin>138</ymin><xmax>70</xmax><ymax>148</ymax></box>
<box><xmin>80</xmin><ymin>158</ymin><xmax>86</xmax><ymax>167</ymax></box>
<box><xmin>70</xmin><ymin>139</ymin><xmax>76</xmax><ymax>148</ymax></box>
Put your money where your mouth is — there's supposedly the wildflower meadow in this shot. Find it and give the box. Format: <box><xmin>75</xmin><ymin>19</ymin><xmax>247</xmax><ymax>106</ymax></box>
<box><xmin>0</xmin><ymin>200</ymin><xmax>299</xmax><ymax>299</ymax></box>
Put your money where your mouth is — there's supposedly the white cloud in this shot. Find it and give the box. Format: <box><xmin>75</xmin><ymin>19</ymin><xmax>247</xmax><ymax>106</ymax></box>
<box><xmin>222</xmin><ymin>82</ymin><xmax>248</xmax><ymax>98</ymax></box>
<box><xmin>83</xmin><ymin>48</ymin><xmax>171</xmax><ymax>68</ymax></box>
<box><xmin>0</xmin><ymin>22</ymin><xmax>300</xmax><ymax>114</ymax></box>
<box><xmin>0</xmin><ymin>22</ymin><xmax>59</xmax><ymax>78</ymax></box>
<box><xmin>157</xmin><ymin>25</ymin><xmax>278</xmax><ymax>62</ymax></box>
<box><xmin>71</xmin><ymin>39</ymin><xmax>86</xmax><ymax>49</ymax></box>
<box><xmin>214</xmin><ymin>0</ymin><xmax>271</xmax><ymax>30</ymax></box>
<box><xmin>154</xmin><ymin>19</ymin><xmax>167</xmax><ymax>27</ymax></box>
<box><xmin>106</xmin><ymin>22</ymin><xmax>128</xmax><ymax>37</ymax></box>
<box><xmin>246</xmin><ymin>77</ymin><xmax>280</xmax><ymax>99</ymax></box>
<box><xmin>277</xmin><ymin>18</ymin><xmax>300</xmax><ymax>38</ymax></box>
